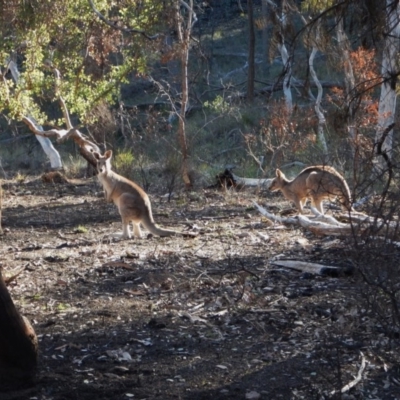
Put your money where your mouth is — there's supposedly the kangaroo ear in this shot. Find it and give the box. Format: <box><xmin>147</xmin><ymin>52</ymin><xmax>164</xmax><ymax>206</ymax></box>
<box><xmin>104</xmin><ymin>150</ymin><xmax>113</xmax><ymax>159</ymax></box>
<box><xmin>276</xmin><ymin>169</ymin><xmax>282</xmax><ymax>177</ymax></box>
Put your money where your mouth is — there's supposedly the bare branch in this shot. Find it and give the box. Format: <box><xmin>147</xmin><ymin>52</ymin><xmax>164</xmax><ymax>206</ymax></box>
<box><xmin>88</xmin><ymin>0</ymin><xmax>159</xmax><ymax>40</ymax></box>
<box><xmin>179</xmin><ymin>0</ymin><xmax>198</xmax><ymax>29</ymax></box>
<box><xmin>21</xmin><ymin>117</ymin><xmax>100</xmax><ymax>167</ymax></box>
<box><xmin>271</xmin><ymin>260</ymin><xmax>347</xmax><ymax>276</ymax></box>
<box><xmin>50</xmin><ymin>67</ymin><xmax>73</xmax><ymax>130</ymax></box>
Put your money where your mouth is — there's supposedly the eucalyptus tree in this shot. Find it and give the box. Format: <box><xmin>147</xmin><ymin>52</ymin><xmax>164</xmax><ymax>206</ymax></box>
<box><xmin>266</xmin><ymin>0</ymin><xmax>294</xmax><ymax>113</ymax></box>
<box><xmin>0</xmin><ymin>0</ymin><xmax>168</xmax><ymax>169</ymax></box>
<box><xmin>301</xmin><ymin>0</ymin><xmax>400</xmax><ymax>168</ymax></box>
<box><xmin>375</xmin><ymin>0</ymin><xmax>400</xmax><ymax>169</ymax></box>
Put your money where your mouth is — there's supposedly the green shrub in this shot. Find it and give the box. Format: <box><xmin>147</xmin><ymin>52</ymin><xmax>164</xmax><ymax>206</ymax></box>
<box><xmin>114</xmin><ymin>150</ymin><xmax>135</xmax><ymax>177</ymax></box>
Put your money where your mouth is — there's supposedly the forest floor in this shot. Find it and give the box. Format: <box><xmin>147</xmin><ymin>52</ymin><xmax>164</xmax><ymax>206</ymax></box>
<box><xmin>1</xmin><ymin>175</ymin><xmax>399</xmax><ymax>400</ymax></box>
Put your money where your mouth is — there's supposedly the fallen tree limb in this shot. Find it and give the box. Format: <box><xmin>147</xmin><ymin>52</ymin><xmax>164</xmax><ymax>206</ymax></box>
<box><xmin>213</xmin><ymin>169</ymin><xmax>273</xmax><ymax>189</ymax></box>
<box><xmin>232</xmin><ymin>172</ymin><xmax>272</xmax><ymax>187</ymax></box>
<box><xmin>253</xmin><ymin>201</ymin><xmax>299</xmax><ymax>225</ymax></box>
<box><xmin>270</xmin><ymin>260</ymin><xmax>353</xmax><ymax>276</ymax></box>
<box><xmin>330</xmin><ymin>352</ymin><xmax>367</xmax><ymax>395</ymax></box>
<box><xmin>253</xmin><ymin>201</ymin><xmax>359</xmax><ymax>236</ymax></box>
<box><xmin>253</xmin><ymin>200</ymin><xmax>400</xmax><ymax>238</ymax></box>
<box><xmin>297</xmin><ymin>214</ymin><xmax>355</xmax><ymax>236</ymax></box>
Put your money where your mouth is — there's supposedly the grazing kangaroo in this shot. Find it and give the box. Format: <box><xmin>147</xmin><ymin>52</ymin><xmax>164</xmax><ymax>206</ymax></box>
<box><xmin>269</xmin><ymin>165</ymin><xmax>352</xmax><ymax>214</ymax></box>
<box><xmin>94</xmin><ymin>150</ymin><xmax>179</xmax><ymax>239</ymax></box>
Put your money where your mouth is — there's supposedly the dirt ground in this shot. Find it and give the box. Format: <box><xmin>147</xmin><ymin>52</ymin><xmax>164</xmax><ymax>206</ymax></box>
<box><xmin>1</xmin><ymin>176</ymin><xmax>399</xmax><ymax>400</ymax></box>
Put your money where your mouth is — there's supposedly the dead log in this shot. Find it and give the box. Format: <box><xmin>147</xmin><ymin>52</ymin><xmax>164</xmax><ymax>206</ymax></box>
<box><xmin>253</xmin><ymin>201</ymin><xmax>361</xmax><ymax>236</ymax></box>
<box><xmin>253</xmin><ymin>200</ymin><xmax>400</xmax><ymax>239</ymax></box>
<box><xmin>270</xmin><ymin>260</ymin><xmax>353</xmax><ymax>276</ymax></box>
<box><xmin>0</xmin><ymin>270</ymin><xmax>38</xmax><ymax>388</ymax></box>
<box><xmin>212</xmin><ymin>169</ymin><xmax>273</xmax><ymax>189</ymax></box>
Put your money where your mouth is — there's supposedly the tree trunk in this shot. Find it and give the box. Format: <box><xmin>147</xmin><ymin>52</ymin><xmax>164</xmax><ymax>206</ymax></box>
<box><xmin>178</xmin><ymin>37</ymin><xmax>191</xmax><ymax>187</ymax></box>
<box><xmin>176</xmin><ymin>0</ymin><xmax>196</xmax><ymax>188</ymax></box>
<box><xmin>309</xmin><ymin>39</ymin><xmax>328</xmax><ymax>156</ymax></box>
<box><xmin>266</xmin><ymin>0</ymin><xmax>293</xmax><ymax>113</ymax></box>
<box><xmin>335</xmin><ymin>16</ymin><xmax>357</xmax><ymax>143</ymax></box>
<box><xmin>247</xmin><ymin>0</ymin><xmax>255</xmax><ymax>102</ymax></box>
<box><xmin>0</xmin><ymin>270</ymin><xmax>38</xmax><ymax>388</ymax></box>
<box><xmin>7</xmin><ymin>60</ymin><xmax>63</xmax><ymax>170</ymax></box>
<box><xmin>374</xmin><ymin>0</ymin><xmax>400</xmax><ymax>170</ymax></box>
<box><xmin>0</xmin><ymin>182</ymin><xmax>2</xmax><ymax>235</ymax></box>
<box><xmin>335</xmin><ymin>13</ymin><xmax>363</xmax><ymax>176</ymax></box>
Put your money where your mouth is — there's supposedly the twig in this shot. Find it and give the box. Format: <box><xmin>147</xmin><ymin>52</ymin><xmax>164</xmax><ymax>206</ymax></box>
<box><xmin>330</xmin><ymin>352</ymin><xmax>367</xmax><ymax>395</ymax></box>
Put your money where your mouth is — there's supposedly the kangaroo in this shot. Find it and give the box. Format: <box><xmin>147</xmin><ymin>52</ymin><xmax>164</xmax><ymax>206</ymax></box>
<box><xmin>269</xmin><ymin>165</ymin><xmax>352</xmax><ymax>214</ymax></box>
<box><xmin>94</xmin><ymin>150</ymin><xmax>179</xmax><ymax>239</ymax></box>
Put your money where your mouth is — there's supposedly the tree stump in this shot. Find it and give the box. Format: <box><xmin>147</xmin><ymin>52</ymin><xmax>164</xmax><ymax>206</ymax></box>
<box><xmin>0</xmin><ymin>270</ymin><xmax>38</xmax><ymax>389</ymax></box>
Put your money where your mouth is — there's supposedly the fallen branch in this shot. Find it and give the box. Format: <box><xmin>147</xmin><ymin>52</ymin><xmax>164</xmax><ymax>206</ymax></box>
<box><xmin>330</xmin><ymin>352</ymin><xmax>367</xmax><ymax>395</ymax></box>
<box><xmin>233</xmin><ymin>172</ymin><xmax>273</xmax><ymax>187</ymax></box>
<box><xmin>253</xmin><ymin>201</ymin><xmax>360</xmax><ymax>236</ymax></box>
<box><xmin>270</xmin><ymin>259</ymin><xmax>353</xmax><ymax>276</ymax></box>
<box><xmin>253</xmin><ymin>201</ymin><xmax>299</xmax><ymax>225</ymax></box>
<box><xmin>213</xmin><ymin>169</ymin><xmax>273</xmax><ymax>189</ymax></box>
<box><xmin>254</xmin><ymin>199</ymin><xmax>400</xmax><ymax>239</ymax></box>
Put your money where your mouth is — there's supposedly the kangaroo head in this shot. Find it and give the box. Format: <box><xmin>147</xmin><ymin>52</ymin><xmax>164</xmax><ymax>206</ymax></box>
<box><xmin>269</xmin><ymin>169</ymin><xmax>286</xmax><ymax>191</ymax></box>
<box><xmin>94</xmin><ymin>150</ymin><xmax>113</xmax><ymax>175</ymax></box>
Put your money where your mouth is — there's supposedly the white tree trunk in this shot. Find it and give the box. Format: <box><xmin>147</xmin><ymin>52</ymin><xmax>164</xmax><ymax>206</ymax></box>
<box><xmin>335</xmin><ymin>17</ymin><xmax>356</xmax><ymax>143</ymax></box>
<box><xmin>30</xmin><ymin>123</ymin><xmax>63</xmax><ymax>169</ymax></box>
<box><xmin>375</xmin><ymin>0</ymin><xmax>400</xmax><ymax>164</ymax></box>
<box><xmin>266</xmin><ymin>0</ymin><xmax>293</xmax><ymax>114</ymax></box>
<box><xmin>7</xmin><ymin>61</ymin><xmax>63</xmax><ymax>170</ymax></box>
<box><xmin>279</xmin><ymin>43</ymin><xmax>293</xmax><ymax>113</ymax></box>
<box><xmin>309</xmin><ymin>45</ymin><xmax>328</xmax><ymax>155</ymax></box>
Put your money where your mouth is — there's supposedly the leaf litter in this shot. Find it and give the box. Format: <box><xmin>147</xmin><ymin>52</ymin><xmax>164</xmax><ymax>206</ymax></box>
<box><xmin>0</xmin><ymin>178</ymin><xmax>399</xmax><ymax>399</ymax></box>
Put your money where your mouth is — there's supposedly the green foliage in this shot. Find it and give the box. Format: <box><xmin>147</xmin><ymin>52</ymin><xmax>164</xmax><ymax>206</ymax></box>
<box><xmin>114</xmin><ymin>149</ymin><xmax>135</xmax><ymax>177</ymax></box>
<box><xmin>204</xmin><ymin>95</ymin><xmax>231</xmax><ymax>114</ymax></box>
<box><xmin>0</xmin><ymin>0</ymin><xmax>169</xmax><ymax>125</ymax></box>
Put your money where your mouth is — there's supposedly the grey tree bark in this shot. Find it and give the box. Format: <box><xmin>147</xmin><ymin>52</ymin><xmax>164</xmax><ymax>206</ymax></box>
<box><xmin>374</xmin><ymin>0</ymin><xmax>400</xmax><ymax>168</ymax></box>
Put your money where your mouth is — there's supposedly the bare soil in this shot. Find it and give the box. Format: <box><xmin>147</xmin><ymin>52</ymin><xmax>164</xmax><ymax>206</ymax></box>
<box><xmin>1</xmin><ymin>177</ymin><xmax>399</xmax><ymax>400</ymax></box>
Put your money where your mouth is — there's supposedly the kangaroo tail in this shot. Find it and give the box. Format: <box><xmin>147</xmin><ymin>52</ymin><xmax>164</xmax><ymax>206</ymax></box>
<box><xmin>142</xmin><ymin>213</ymin><xmax>178</xmax><ymax>237</ymax></box>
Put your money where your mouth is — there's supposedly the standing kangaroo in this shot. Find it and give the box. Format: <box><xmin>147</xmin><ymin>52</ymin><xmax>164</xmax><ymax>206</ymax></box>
<box><xmin>269</xmin><ymin>165</ymin><xmax>352</xmax><ymax>214</ymax></box>
<box><xmin>94</xmin><ymin>150</ymin><xmax>179</xmax><ymax>239</ymax></box>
